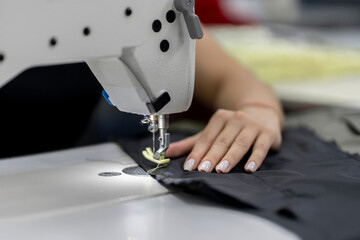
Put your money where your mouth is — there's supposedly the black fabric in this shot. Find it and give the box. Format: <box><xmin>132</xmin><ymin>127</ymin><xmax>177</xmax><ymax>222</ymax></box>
<box><xmin>0</xmin><ymin>63</ymin><xmax>102</xmax><ymax>158</ymax></box>
<box><xmin>120</xmin><ymin>128</ymin><xmax>360</xmax><ymax>240</ymax></box>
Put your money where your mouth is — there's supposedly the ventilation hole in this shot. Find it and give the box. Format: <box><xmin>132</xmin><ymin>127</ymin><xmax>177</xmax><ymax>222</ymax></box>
<box><xmin>0</xmin><ymin>53</ymin><xmax>4</xmax><ymax>62</ymax></box>
<box><xmin>160</xmin><ymin>40</ymin><xmax>170</xmax><ymax>52</ymax></box>
<box><xmin>166</xmin><ymin>10</ymin><xmax>176</xmax><ymax>23</ymax></box>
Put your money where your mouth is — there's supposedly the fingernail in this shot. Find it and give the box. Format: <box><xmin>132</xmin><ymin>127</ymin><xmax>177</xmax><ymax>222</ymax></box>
<box><xmin>246</xmin><ymin>161</ymin><xmax>257</xmax><ymax>172</ymax></box>
<box><xmin>184</xmin><ymin>159</ymin><xmax>195</xmax><ymax>171</ymax></box>
<box><xmin>199</xmin><ymin>161</ymin><xmax>211</xmax><ymax>172</ymax></box>
<box><xmin>216</xmin><ymin>160</ymin><xmax>229</xmax><ymax>173</ymax></box>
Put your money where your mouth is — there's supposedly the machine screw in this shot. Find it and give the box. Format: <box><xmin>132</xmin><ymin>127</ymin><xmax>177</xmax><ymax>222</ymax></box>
<box><xmin>49</xmin><ymin>37</ymin><xmax>57</xmax><ymax>47</ymax></box>
<box><xmin>166</xmin><ymin>10</ymin><xmax>176</xmax><ymax>23</ymax></box>
<box><xmin>152</xmin><ymin>20</ymin><xmax>162</xmax><ymax>33</ymax></box>
<box><xmin>125</xmin><ymin>7</ymin><xmax>132</xmax><ymax>16</ymax></box>
<box><xmin>160</xmin><ymin>40</ymin><xmax>170</xmax><ymax>52</ymax></box>
<box><xmin>83</xmin><ymin>27</ymin><xmax>91</xmax><ymax>36</ymax></box>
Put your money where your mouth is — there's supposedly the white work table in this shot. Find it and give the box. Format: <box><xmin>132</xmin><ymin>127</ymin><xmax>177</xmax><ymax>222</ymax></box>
<box><xmin>0</xmin><ymin>143</ymin><xmax>299</xmax><ymax>240</ymax></box>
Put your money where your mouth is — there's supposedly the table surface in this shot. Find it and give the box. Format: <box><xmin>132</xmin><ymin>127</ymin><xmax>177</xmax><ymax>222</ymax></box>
<box><xmin>0</xmin><ymin>143</ymin><xmax>299</xmax><ymax>240</ymax></box>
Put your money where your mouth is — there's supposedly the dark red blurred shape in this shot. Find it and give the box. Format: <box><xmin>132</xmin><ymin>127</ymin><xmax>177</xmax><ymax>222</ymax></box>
<box><xmin>195</xmin><ymin>0</ymin><xmax>247</xmax><ymax>24</ymax></box>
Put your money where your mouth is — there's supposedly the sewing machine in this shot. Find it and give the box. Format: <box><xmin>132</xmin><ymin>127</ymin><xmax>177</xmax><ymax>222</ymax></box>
<box><xmin>0</xmin><ymin>0</ymin><xmax>203</xmax><ymax>161</ymax></box>
<box><xmin>0</xmin><ymin>2</ymin><xmax>303</xmax><ymax>238</ymax></box>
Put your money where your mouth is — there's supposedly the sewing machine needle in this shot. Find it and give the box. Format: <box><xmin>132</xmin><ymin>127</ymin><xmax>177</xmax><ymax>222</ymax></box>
<box><xmin>152</xmin><ymin>131</ymin><xmax>155</xmax><ymax>153</ymax></box>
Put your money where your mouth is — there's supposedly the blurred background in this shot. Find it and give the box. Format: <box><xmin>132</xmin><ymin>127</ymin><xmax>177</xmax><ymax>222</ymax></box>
<box><xmin>2</xmin><ymin>0</ymin><xmax>360</xmax><ymax>158</ymax></box>
<box><xmin>195</xmin><ymin>0</ymin><xmax>360</xmax><ymax>109</ymax></box>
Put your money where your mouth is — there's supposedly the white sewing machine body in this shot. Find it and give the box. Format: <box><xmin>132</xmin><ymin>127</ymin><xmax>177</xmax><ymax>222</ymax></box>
<box><xmin>0</xmin><ymin>0</ymin><xmax>200</xmax><ymax>115</ymax></box>
<box><xmin>0</xmin><ymin>0</ymin><xmax>204</xmax><ymax>159</ymax></box>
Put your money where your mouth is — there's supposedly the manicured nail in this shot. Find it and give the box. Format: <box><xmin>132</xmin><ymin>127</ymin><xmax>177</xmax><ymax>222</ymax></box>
<box><xmin>246</xmin><ymin>161</ymin><xmax>257</xmax><ymax>172</ymax></box>
<box><xmin>184</xmin><ymin>158</ymin><xmax>195</xmax><ymax>171</ymax></box>
<box><xmin>199</xmin><ymin>161</ymin><xmax>211</xmax><ymax>172</ymax></box>
<box><xmin>216</xmin><ymin>160</ymin><xmax>229</xmax><ymax>173</ymax></box>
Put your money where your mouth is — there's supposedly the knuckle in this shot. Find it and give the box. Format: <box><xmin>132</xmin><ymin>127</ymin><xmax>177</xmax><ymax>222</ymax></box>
<box><xmin>223</xmin><ymin>154</ymin><xmax>235</xmax><ymax>162</ymax></box>
<box><xmin>254</xmin><ymin>142</ymin><xmax>268</xmax><ymax>151</ymax></box>
<box><xmin>214</xmin><ymin>109</ymin><xmax>231</xmax><ymax>119</ymax></box>
<box><xmin>187</xmin><ymin>152</ymin><xmax>201</xmax><ymax>161</ymax></box>
<box><xmin>187</xmin><ymin>150</ymin><xmax>199</xmax><ymax>157</ymax></box>
<box><xmin>234</xmin><ymin>111</ymin><xmax>246</xmax><ymax>120</ymax></box>
<box><xmin>199</xmin><ymin>132</ymin><xmax>213</xmax><ymax>144</ymax></box>
<box><xmin>228</xmin><ymin>118</ymin><xmax>240</xmax><ymax>127</ymax></box>
<box><xmin>234</xmin><ymin>137</ymin><xmax>250</xmax><ymax>149</ymax></box>
<box><xmin>272</xmin><ymin>135</ymin><xmax>282</xmax><ymax>150</ymax></box>
<box><xmin>248</xmin><ymin>118</ymin><xmax>260</xmax><ymax>127</ymax></box>
<box><xmin>263</xmin><ymin>127</ymin><xmax>276</xmax><ymax>137</ymax></box>
<box><xmin>251</xmin><ymin>153</ymin><xmax>265</xmax><ymax>161</ymax></box>
<box><xmin>200</xmin><ymin>138</ymin><xmax>212</xmax><ymax>147</ymax></box>
<box><xmin>214</xmin><ymin>136</ymin><xmax>231</xmax><ymax>147</ymax></box>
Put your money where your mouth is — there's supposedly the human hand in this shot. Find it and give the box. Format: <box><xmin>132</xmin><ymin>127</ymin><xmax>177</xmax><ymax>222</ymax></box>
<box><xmin>166</xmin><ymin>105</ymin><xmax>283</xmax><ymax>173</ymax></box>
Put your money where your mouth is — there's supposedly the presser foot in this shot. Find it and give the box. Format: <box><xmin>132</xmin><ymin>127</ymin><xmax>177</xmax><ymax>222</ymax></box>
<box><xmin>142</xmin><ymin>148</ymin><xmax>170</xmax><ymax>165</ymax></box>
<box><xmin>141</xmin><ymin>114</ymin><xmax>170</xmax><ymax>164</ymax></box>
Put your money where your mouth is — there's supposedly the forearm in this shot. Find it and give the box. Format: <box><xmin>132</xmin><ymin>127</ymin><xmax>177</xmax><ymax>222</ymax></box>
<box><xmin>212</xmin><ymin>67</ymin><xmax>284</xmax><ymax>126</ymax></box>
<box><xmin>194</xmin><ymin>28</ymin><xmax>284</xmax><ymax>127</ymax></box>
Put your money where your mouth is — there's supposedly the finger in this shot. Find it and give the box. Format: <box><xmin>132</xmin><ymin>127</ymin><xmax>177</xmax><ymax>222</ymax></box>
<box><xmin>166</xmin><ymin>133</ymin><xmax>200</xmax><ymax>158</ymax></box>
<box><xmin>244</xmin><ymin>132</ymin><xmax>273</xmax><ymax>173</ymax></box>
<box><xmin>216</xmin><ymin>127</ymin><xmax>259</xmax><ymax>174</ymax></box>
<box><xmin>184</xmin><ymin>110</ymin><xmax>232</xmax><ymax>171</ymax></box>
<box><xmin>197</xmin><ymin>119</ymin><xmax>243</xmax><ymax>172</ymax></box>
<box><xmin>270</xmin><ymin>131</ymin><xmax>282</xmax><ymax>151</ymax></box>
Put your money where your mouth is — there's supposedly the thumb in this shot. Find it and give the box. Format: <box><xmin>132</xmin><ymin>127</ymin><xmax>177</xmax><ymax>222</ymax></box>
<box><xmin>166</xmin><ymin>133</ymin><xmax>200</xmax><ymax>158</ymax></box>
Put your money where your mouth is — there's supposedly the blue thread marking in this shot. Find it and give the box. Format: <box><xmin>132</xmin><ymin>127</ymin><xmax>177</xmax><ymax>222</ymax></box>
<box><xmin>102</xmin><ymin>90</ymin><xmax>113</xmax><ymax>105</ymax></box>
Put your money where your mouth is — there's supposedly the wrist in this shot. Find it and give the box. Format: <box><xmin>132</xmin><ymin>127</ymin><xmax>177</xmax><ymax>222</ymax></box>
<box><xmin>236</xmin><ymin>102</ymin><xmax>285</xmax><ymax>128</ymax></box>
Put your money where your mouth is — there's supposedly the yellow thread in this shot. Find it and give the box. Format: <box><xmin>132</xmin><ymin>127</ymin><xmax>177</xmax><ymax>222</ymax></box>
<box><xmin>142</xmin><ymin>147</ymin><xmax>170</xmax><ymax>174</ymax></box>
<box><xmin>142</xmin><ymin>147</ymin><xmax>170</xmax><ymax>165</ymax></box>
<box><xmin>147</xmin><ymin>163</ymin><xmax>167</xmax><ymax>174</ymax></box>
